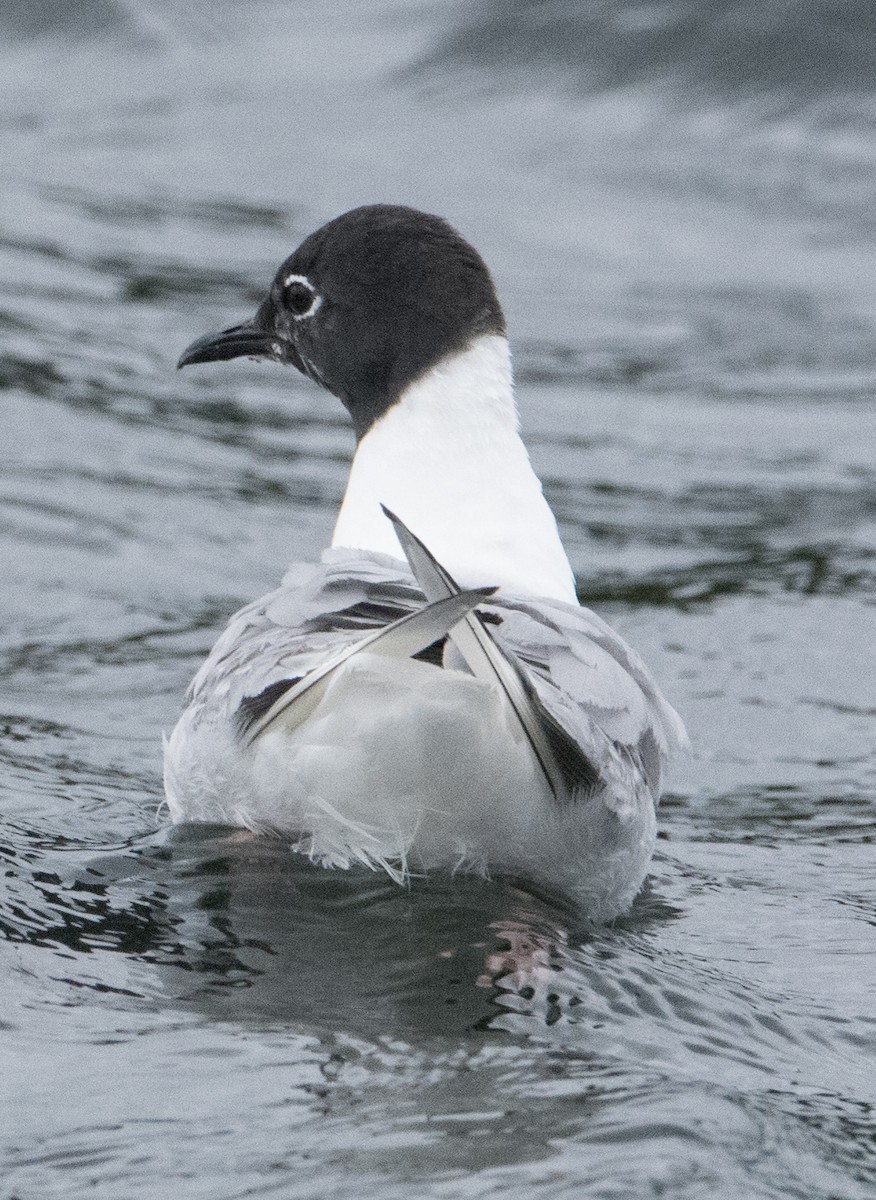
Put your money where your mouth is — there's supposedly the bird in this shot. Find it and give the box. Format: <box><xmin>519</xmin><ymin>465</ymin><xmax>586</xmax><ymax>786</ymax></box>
<box><xmin>164</xmin><ymin>204</ymin><xmax>687</xmax><ymax>923</ymax></box>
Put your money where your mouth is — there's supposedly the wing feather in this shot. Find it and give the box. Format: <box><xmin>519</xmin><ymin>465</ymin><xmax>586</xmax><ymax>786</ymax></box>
<box><xmin>382</xmin><ymin>505</ymin><xmax>599</xmax><ymax>802</ymax></box>
<box><xmin>239</xmin><ymin>585</ymin><xmax>496</xmax><ymax>745</ymax></box>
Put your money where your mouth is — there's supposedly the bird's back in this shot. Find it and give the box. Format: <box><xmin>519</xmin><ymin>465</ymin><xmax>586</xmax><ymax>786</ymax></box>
<box><xmin>164</xmin><ymin>547</ymin><xmax>686</xmax><ymax>921</ymax></box>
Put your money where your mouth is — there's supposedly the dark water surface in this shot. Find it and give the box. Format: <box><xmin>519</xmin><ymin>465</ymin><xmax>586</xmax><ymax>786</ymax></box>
<box><xmin>1</xmin><ymin>3</ymin><xmax>874</xmax><ymax>1197</ymax></box>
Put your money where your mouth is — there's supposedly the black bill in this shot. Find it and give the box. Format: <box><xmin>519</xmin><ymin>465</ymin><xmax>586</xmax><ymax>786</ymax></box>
<box><xmin>177</xmin><ymin>322</ymin><xmax>279</xmax><ymax>369</ymax></box>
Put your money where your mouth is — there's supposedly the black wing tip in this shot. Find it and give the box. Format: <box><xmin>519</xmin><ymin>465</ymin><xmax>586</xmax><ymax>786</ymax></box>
<box><xmin>380</xmin><ymin>503</ymin><xmax>465</xmax><ymax>594</ymax></box>
<box><xmin>381</xmin><ymin>503</ymin><xmax>409</xmax><ymax>537</ymax></box>
<box><xmin>380</xmin><ymin>503</ymin><xmax>419</xmax><ymax>543</ymax></box>
<box><xmin>234</xmin><ymin>678</ymin><xmax>301</xmax><ymax>741</ymax></box>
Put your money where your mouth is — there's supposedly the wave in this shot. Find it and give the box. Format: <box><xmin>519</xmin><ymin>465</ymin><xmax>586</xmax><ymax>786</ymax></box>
<box><xmin>423</xmin><ymin>0</ymin><xmax>876</xmax><ymax>105</ymax></box>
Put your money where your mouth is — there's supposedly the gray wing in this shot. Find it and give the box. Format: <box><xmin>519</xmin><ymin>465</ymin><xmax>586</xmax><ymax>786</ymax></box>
<box><xmin>237</xmin><ymin>585</ymin><xmax>496</xmax><ymax>745</ymax></box>
<box><xmin>383</xmin><ymin>506</ymin><xmax>599</xmax><ymax>801</ymax></box>
<box><xmin>486</xmin><ymin>594</ymin><xmax>689</xmax><ymax>813</ymax></box>
<box><xmin>183</xmin><ymin>549</ymin><xmax>427</xmax><ymax>728</ymax></box>
<box><xmin>382</xmin><ymin>506</ymin><xmax>685</xmax><ymax>808</ymax></box>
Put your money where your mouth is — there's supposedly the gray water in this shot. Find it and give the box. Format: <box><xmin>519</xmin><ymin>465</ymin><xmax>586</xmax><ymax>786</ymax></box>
<box><xmin>1</xmin><ymin>3</ymin><xmax>874</xmax><ymax>1197</ymax></box>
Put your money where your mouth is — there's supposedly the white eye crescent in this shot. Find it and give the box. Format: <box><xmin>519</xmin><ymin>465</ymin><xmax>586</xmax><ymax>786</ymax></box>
<box><xmin>281</xmin><ymin>273</ymin><xmax>321</xmax><ymax>319</ymax></box>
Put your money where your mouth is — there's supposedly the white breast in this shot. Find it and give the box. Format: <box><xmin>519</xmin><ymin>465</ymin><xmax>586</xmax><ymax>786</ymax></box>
<box><xmin>331</xmin><ymin>334</ymin><xmax>578</xmax><ymax>604</ymax></box>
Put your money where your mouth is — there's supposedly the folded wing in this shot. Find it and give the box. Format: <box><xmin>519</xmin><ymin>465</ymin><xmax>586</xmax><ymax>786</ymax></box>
<box><xmin>383</xmin><ymin>505</ymin><xmax>598</xmax><ymax>802</ymax></box>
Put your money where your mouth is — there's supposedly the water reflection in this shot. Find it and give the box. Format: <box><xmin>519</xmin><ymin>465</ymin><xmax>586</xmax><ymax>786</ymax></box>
<box><xmin>8</xmin><ymin>826</ymin><xmax>633</xmax><ymax>1036</ymax></box>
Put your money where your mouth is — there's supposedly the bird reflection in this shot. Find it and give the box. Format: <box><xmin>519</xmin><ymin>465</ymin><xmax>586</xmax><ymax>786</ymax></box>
<box><xmin>157</xmin><ymin>828</ymin><xmax>583</xmax><ymax>1037</ymax></box>
<box><xmin>17</xmin><ymin>826</ymin><xmax>674</xmax><ymax>1038</ymax></box>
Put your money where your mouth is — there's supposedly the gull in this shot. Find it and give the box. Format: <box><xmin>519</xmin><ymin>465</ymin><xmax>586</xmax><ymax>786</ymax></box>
<box><xmin>164</xmin><ymin>205</ymin><xmax>687</xmax><ymax>922</ymax></box>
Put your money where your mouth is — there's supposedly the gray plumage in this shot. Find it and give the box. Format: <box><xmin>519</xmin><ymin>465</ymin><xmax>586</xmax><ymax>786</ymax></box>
<box><xmin>181</xmin><ymin>546</ymin><xmax>686</xmax><ymax>817</ymax></box>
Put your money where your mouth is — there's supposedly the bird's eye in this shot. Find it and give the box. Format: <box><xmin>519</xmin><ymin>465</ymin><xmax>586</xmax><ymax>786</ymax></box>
<box><xmin>282</xmin><ymin>276</ymin><xmax>319</xmax><ymax>319</ymax></box>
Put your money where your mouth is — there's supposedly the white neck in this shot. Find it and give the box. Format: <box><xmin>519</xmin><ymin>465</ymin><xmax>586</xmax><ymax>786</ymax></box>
<box><xmin>331</xmin><ymin>334</ymin><xmax>577</xmax><ymax>603</ymax></box>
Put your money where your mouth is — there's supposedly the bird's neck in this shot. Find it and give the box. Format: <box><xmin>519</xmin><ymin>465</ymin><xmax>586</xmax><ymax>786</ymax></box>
<box><xmin>331</xmin><ymin>334</ymin><xmax>578</xmax><ymax>603</ymax></box>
